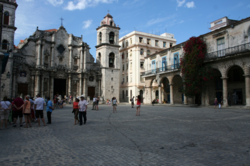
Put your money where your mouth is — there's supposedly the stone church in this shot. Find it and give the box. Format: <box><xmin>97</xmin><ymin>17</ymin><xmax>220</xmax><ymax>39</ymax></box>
<box><xmin>1</xmin><ymin>1</ymin><xmax>120</xmax><ymax>102</ymax></box>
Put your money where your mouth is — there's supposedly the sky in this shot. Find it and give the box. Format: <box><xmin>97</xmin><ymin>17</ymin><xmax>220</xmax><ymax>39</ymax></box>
<box><xmin>15</xmin><ymin>0</ymin><xmax>250</xmax><ymax>59</ymax></box>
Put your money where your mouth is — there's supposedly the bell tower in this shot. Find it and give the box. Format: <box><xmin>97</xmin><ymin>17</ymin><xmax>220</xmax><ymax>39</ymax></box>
<box><xmin>96</xmin><ymin>13</ymin><xmax>120</xmax><ymax>101</ymax></box>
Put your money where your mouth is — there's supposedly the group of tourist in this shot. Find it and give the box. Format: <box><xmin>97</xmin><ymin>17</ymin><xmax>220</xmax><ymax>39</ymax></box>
<box><xmin>72</xmin><ymin>95</ymin><xmax>89</xmax><ymax>125</ymax></box>
<box><xmin>0</xmin><ymin>94</ymin><xmax>54</xmax><ymax>130</ymax></box>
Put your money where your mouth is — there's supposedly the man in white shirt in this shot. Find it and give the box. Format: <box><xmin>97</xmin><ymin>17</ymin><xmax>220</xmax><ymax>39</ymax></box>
<box><xmin>92</xmin><ymin>96</ymin><xmax>96</xmax><ymax>110</ymax></box>
<box><xmin>34</xmin><ymin>94</ymin><xmax>46</xmax><ymax>126</ymax></box>
<box><xmin>78</xmin><ymin>95</ymin><xmax>89</xmax><ymax>125</ymax></box>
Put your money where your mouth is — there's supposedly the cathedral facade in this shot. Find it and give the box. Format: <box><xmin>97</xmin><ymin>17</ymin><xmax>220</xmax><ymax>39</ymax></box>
<box><xmin>1</xmin><ymin>7</ymin><xmax>120</xmax><ymax>102</ymax></box>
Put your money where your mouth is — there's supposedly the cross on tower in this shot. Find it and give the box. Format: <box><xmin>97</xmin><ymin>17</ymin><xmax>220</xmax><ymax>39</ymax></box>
<box><xmin>60</xmin><ymin>17</ymin><xmax>64</xmax><ymax>26</ymax></box>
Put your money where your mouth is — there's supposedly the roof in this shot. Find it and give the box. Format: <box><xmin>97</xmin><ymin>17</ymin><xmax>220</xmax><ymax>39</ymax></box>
<box><xmin>20</xmin><ymin>40</ymin><xmax>24</xmax><ymax>43</ymax></box>
<box><xmin>44</xmin><ymin>29</ymin><xmax>57</xmax><ymax>32</ymax></box>
<box><xmin>14</xmin><ymin>45</ymin><xmax>19</xmax><ymax>49</ymax></box>
<box><xmin>104</xmin><ymin>13</ymin><xmax>113</xmax><ymax>18</ymax></box>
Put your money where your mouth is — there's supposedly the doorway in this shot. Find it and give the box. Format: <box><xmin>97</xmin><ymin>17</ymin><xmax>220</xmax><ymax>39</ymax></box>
<box><xmin>54</xmin><ymin>79</ymin><xmax>66</xmax><ymax>98</ymax></box>
<box><xmin>88</xmin><ymin>87</ymin><xmax>95</xmax><ymax>100</ymax></box>
<box><xmin>18</xmin><ymin>83</ymin><xmax>28</xmax><ymax>97</ymax></box>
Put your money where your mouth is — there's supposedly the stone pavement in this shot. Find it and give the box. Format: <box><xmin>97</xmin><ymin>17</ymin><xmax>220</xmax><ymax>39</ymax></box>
<box><xmin>0</xmin><ymin>105</ymin><xmax>250</xmax><ymax>166</ymax></box>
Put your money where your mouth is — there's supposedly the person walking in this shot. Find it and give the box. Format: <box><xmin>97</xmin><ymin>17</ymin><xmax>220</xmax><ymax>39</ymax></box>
<box><xmin>136</xmin><ymin>95</ymin><xmax>142</xmax><ymax>116</ymax></box>
<box><xmin>214</xmin><ymin>98</ymin><xmax>218</xmax><ymax>109</ymax></box>
<box><xmin>78</xmin><ymin>95</ymin><xmax>88</xmax><ymax>125</ymax></box>
<box><xmin>23</xmin><ymin>95</ymin><xmax>32</xmax><ymax>128</ymax></box>
<box><xmin>73</xmin><ymin>98</ymin><xmax>79</xmax><ymax>125</ymax></box>
<box><xmin>34</xmin><ymin>94</ymin><xmax>46</xmax><ymax>126</ymax></box>
<box><xmin>12</xmin><ymin>95</ymin><xmax>24</xmax><ymax>127</ymax></box>
<box><xmin>46</xmin><ymin>97</ymin><xmax>54</xmax><ymax>124</ymax></box>
<box><xmin>112</xmin><ymin>97</ymin><xmax>117</xmax><ymax>113</ymax></box>
<box><xmin>96</xmin><ymin>96</ymin><xmax>99</xmax><ymax>111</ymax></box>
<box><xmin>131</xmin><ymin>96</ymin><xmax>134</xmax><ymax>108</ymax></box>
<box><xmin>0</xmin><ymin>96</ymin><xmax>12</xmax><ymax>129</ymax></box>
<box><xmin>92</xmin><ymin>96</ymin><xmax>96</xmax><ymax>110</ymax></box>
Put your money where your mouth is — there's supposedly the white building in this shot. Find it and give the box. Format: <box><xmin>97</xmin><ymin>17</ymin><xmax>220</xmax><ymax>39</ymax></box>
<box><xmin>119</xmin><ymin>31</ymin><xmax>176</xmax><ymax>102</ymax></box>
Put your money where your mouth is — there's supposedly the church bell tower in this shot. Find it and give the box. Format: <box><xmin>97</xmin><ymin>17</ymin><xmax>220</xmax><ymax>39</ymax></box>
<box><xmin>96</xmin><ymin>13</ymin><xmax>120</xmax><ymax>101</ymax></box>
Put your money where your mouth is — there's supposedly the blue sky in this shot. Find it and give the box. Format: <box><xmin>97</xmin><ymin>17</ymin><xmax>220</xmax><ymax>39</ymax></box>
<box><xmin>16</xmin><ymin>0</ymin><xmax>250</xmax><ymax>58</ymax></box>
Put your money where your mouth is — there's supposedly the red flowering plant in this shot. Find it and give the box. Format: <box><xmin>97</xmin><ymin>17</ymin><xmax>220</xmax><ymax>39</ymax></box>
<box><xmin>180</xmin><ymin>37</ymin><xmax>213</xmax><ymax>97</ymax></box>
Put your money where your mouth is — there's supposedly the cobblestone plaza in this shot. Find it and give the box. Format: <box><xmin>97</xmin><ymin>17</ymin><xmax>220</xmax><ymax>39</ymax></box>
<box><xmin>0</xmin><ymin>105</ymin><xmax>250</xmax><ymax>166</ymax></box>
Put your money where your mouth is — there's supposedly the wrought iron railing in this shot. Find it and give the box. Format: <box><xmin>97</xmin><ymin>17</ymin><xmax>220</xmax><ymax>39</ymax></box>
<box><xmin>205</xmin><ymin>42</ymin><xmax>250</xmax><ymax>60</ymax></box>
<box><xmin>142</xmin><ymin>63</ymin><xmax>180</xmax><ymax>76</ymax></box>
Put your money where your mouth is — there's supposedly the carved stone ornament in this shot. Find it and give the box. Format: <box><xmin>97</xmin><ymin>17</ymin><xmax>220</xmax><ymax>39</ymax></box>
<box><xmin>89</xmin><ymin>76</ymin><xmax>94</xmax><ymax>82</ymax></box>
<box><xmin>57</xmin><ymin>44</ymin><xmax>65</xmax><ymax>54</ymax></box>
<box><xmin>44</xmin><ymin>49</ymin><xmax>50</xmax><ymax>56</ymax></box>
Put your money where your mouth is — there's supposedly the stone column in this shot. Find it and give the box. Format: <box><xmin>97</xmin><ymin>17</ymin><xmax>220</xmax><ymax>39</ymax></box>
<box><xmin>79</xmin><ymin>74</ymin><xmax>82</xmax><ymax>96</ymax></box>
<box><xmin>47</xmin><ymin>78</ymin><xmax>50</xmax><ymax>98</ymax></box>
<box><xmin>83</xmin><ymin>48</ymin><xmax>86</xmax><ymax>71</ymax></box>
<box><xmin>41</xmin><ymin>44</ymin><xmax>44</xmax><ymax>67</ymax></box>
<box><xmin>170</xmin><ymin>84</ymin><xmax>174</xmax><ymax>104</ymax></box>
<box><xmin>51</xmin><ymin>45</ymin><xmax>55</xmax><ymax>67</ymax></box>
<box><xmin>84</xmin><ymin>77</ymin><xmax>88</xmax><ymax>97</ymax></box>
<box><xmin>41</xmin><ymin>75</ymin><xmax>44</xmax><ymax>98</ymax></box>
<box><xmin>69</xmin><ymin>48</ymin><xmax>72</xmax><ymax>69</ymax></box>
<box><xmin>80</xmin><ymin>49</ymin><xmax>83</xmax><ymax>71</ymax></box>
<box><xmin>99</xmin><ymin>80</ymin><xmax>101</xmax><ymax>97</ymax></box>
<box><xmin>34</xmin><ymin>74</ymin><xmax>40</xmax><ymax>96</ymax></box>
<box><xmin>184</xmin><ymin>95</ymin><xmax>188</xmax><ymax>105</ymax></box>
<box><xmin>222</xmin><ymin>77</ymin><xmax>228</xmax><ymax>107</ymax></box>
<box><xmin>158</xmin><ymin>85</ymin><xmax>162</xmax><ymax>104</ymax></box>
<box><xmin>147</xmin><ymin>87</ymin><xmax>152</xmax><ymax>104</ymax></box>
<box><xmin>30</xmin><ymin>75</ymin><xmax>35</xmax><ymax>98</ymax></box>
<box><xmin>245</xmin><ymin>74</ymin><xmax>250</xmax><ymax>106</ymax></box>
<box><xmin>37</xmin><ymin>43</ymin><xmax>41</xmax><ymax>66</ymax></box>
<box><xmin>50</xmin><ymin>76</ymin><xmax>54</xmax><ymax>100</ymax></box>
<box><xmin>68</xmin><ymin>74</ymin><xmax>72</xmax><ymax>97</ymax></box>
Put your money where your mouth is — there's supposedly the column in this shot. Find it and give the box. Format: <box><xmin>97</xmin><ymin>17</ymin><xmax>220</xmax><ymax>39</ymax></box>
<box><xmin>84</xmin><ymin>77</ymin><xmax>88</xmax><ymax>97</ymax></box>
<box><xmin>148</xmin><ymin>87</ymin><xmax>152</xmax><ymax>104</ymax></box>
<box><xmin>79</xmin><ymin>74</ymin><xmax>82</xmax><ymax>96</ymax></box>
<box><xmin>34</xmin><ymin>75</ymin><xmax>40</xmax><ymax>96</ymax></box>
<box><xmin>99</xmin><ymin>80</ymin><xmax>101</xmax><ymax>96</ymax></box>
<box><xmin>11</xmin><ymin>72</ymin><xmax>17</xmax><ymax>97</ymax></box>
<box><xmin>51</xmin><ymin>45</ymin><xmax>54</xmax><ymax>67</ymax></box>
<box><xmin>41</xmin><ymin>44</ymin><xmax>44</xmax><ymax>67</ymax></box>
<box><xmin>83</xmin><ymin>49</ymin><xmax>86</xmax><ymax>71</ymax></box>
<box><xmin>69</xmin><ymin>48</ymin><xmax>72</xmax><ymax>69</ymax></box>
<box><xmin>37</xmin><ymin>43</ymin><xmax>41</xmax><ymax>66</ymax></box>
<box><xmin>245</xmin><ymin>75</ymin><xmax>250</xmax><ymax>106</ymax></box>
<box><xmin>222</xmin><ymin>77</ymin><xmax>228</xmax><ymax>107</ymax></box>
<box><xmin>80</xmin><ymin>49</ymin><xmax>83</xmax><ymax>71</ymax></box>
<box><xmin>68</xmin><ymin>74</ymin><xmax>72</xmax><ymax>96</ymax></box>
<box><xmin>158</xmin><ymin>85</ymin><xmax>162</xmax><ymax>104</ymax></box>
<box><xmin>50</xmin><ymin>76</ymin><xmax>54</xmax><ymax>100</ymax></box>
<box><xmin>41</xmin><ymin>75</ymin><xmax>44</xmax><ymax>98</ymax></box>
<box><xmin>30</xmin><ymin>75</ymin><xmax>34</xmax><ymax>98</ymax></box>
<box><xmin>184</xmin><ymin>95</ymin><xmax>188</xmax><ymax>105</ymax></box>
<box><xmin>47</xmin><ymin>78</ymin><xmax>50</xmax><ymax>98</ymax></box>
<box><xmin>170</xmin><ymin>84</ymin><xmax>174</xmax><ymax>104</ymax></box>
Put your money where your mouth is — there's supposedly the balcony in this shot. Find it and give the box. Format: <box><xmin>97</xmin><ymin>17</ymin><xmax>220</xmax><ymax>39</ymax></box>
<box><xmin>205</xmin><ymin>42</ymin><xmax>250</xmax><ymax>60</ymax></box>
<box><xmin>142</xmin><ymin>63</ymin><xmax>180</xmax><ymax>76</ymax></box>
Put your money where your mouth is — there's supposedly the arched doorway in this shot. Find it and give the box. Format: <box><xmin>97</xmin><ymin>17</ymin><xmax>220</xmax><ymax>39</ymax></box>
<box><xmin>172</xmin><ymin>75</ymin><xmax>183</xmax><ymax>104</ymax></box>
<box><xmin>227</xmin><ymin>65</ymin><xmax>245</xmax><ymax>106</ymax></box>
<box><xmin>161</xmin><ymin>77</ymin><xmax>170</xmax><ymax>103</ymax></box>
<box><xmin>207</xmin><ymin>69</ymin><xmax>222</xmax><ymax>105</ymax></box>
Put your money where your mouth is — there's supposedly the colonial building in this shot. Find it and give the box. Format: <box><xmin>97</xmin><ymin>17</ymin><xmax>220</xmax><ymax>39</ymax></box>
<box><xmin>119</xmin><ymin>31</ymin><xmax>176</xmax><ymax>102</ymax></box>
<box><xmin>142</xmin><ymin>16</ymin><xmax>250</xmax><ymax>107</ymax></box>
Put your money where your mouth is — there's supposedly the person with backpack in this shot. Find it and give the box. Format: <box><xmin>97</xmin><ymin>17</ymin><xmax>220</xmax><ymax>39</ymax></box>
<box><xmin>112</xmin><ymin>97</ymin><xmax>117</xmax><ymax>113</ymax></box>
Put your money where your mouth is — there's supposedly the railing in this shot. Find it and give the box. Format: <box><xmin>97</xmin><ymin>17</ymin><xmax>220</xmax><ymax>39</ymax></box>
<box><xmin>205</xmin><ymin>42</ymin><xmax>250</xmax><ymax>60</ymax></box>
<box><xmin>142</xmin><ymin>63</ymin><xmax>180</xmax><ymax>76</ymax></box>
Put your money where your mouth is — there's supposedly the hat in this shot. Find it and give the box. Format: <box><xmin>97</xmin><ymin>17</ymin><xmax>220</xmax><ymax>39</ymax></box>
<box><xmin>80</xmin><ymin>95</ymin><xmax>85</xmax><ymax>98</ymax></box>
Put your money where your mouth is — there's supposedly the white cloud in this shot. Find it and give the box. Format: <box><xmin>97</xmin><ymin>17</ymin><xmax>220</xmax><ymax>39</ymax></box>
<box><xmin>147</xmin><ymin>15</ymin><xmax>176</xmax><ymax>26</ymax></box>
<box><xmin>65</xmin><ymin>0</ymin><xmax>116</xmax><ymax>11</ymax></box>
<box><xmin>176</xmin><ymin>0</ymin><xmax>186</xmax><ymax>7</ymax></box>
<box><xmin>186</xmin><ymin>1</ymin><xmax>195</xmax><ymax>8</ymax></box>
<box><xmin>47</xmin><ymin>0</ymin><xmax>64</xmax><ymax>6</ymax></box>
<box><xmin>82</xmin><ymin>20</ymin><xmax>92</xmax><ymax>29</ymax></box>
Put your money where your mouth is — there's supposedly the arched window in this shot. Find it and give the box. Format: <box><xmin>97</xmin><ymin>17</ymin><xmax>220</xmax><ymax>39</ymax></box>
<box><xmin>109</xmin><ymin>53</ymin><xmax>115</xmax><ymax>68</ymax></box>
<box><xmin>98</xmin><ymin>52</ymin><xmax>101</xmax><ymax>63</ymax></box>
<box><xmin>4</xmin><ymin>11</ymin><xmax>9</xmax><ymax>25</ymax></box>
<box><xmin>2</xmin><ymin>40</ymin><xmax>8</xmax><ymax>50</ymax></box>
<box><xmin>74</xmin><ymin>59</ymin><xmax>78</xmax><ymax>65</ymax></box>
<box><xmin>109</xmin><ymin>32</ymin><xmax>114</xmax><ymax>44</ymax></box>
<box><xmin>99</xmin><ymin>32</ymin><xmax>102</xmax><ymax>44</ymax></box>
<box><xmin>140</xmin><ymin>48</ymin><xmax>144</xmax><ymax>55</ymax></box>
<box><xmin>147</xmin><ymin>50</ymin><xmax>151</xmax><ymax>56</ymax></box>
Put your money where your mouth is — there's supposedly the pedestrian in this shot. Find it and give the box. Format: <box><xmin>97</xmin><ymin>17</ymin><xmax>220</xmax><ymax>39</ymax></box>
<box><xmin>53</xmin><ymin>97</ymin><xmax>57</xmax><ymax>109</ymax></box>
<box><xmin>34</xmin><ymin>94</ymin><xmax>46</xmax><ymax>126</ymax></box>
<box><xmin>214</xmin><ymin>98</ymin><xmax>218</xmax><ymax>109</ymax></box>
<box><xmin>23</xmin><ymin>95</ymin><xmax>32</xmax><ymax>128</ymax></box>
<box><xmin>0</xmin><ymin>96</ymin><xmax>12</xmax><ymax>129</ymax></box>
<box><xmin>136</xmin><ymin>95</ymin><xmax>142</xmax><ymax>116</ymax></box>
<box><xmin>112</xmin><ymin>97</ymin><xmax>117</xmax><ymax>113</ymax></box>
<box><xmin>96</xmin><ymin>96</ymin><xmax>99</xmax><ymax>111</ymax></box>
<box><xmin>92</xmin><ymin>96</ymin><xmax>96</xmax><ymax>110</ymax></box>
<box><xmin>73</xmin><ymin>98</ymin><xmax>79</xmax><ymax>125</ymax></box>
<box><xmin>130</xmin><ymin>96</ymin><xmax>134</xmax><ymax>108</ymax></box>
<box><xmin>12</xmin><ymin>95</ymin><xmax>24</xmax><ymax>127</ymax></box>
<box><xmin>29</xmin><ymin>97</ymin><xmax>35</xmax><ymax>122</ymax></box>
<box><xmin>46</xmin><ymin>97</ymin><xmax>54</xmax><ymax>124</ymax></box>
<box><xmin>78</xmin><ymin>95</ymin><xmax>89</xmax><ymax>125</ymax></box>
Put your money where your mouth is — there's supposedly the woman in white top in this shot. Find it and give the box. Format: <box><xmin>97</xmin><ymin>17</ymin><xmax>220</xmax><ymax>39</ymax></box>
<box><xmin>0</xmin><ymin>96</ymin><xmax>11</xmax><ymax>129</ymax></box>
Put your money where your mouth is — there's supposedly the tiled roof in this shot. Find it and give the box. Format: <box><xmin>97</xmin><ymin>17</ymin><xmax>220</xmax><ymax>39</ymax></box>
<box><xmin>20</xmin><ymin>40</ymin><xmax>24</xmax><ymax>43</ymax></box>
<box><xmin>45</xmin><ymin>29</ymin><xmax>57</xmax><ymax>32</ymax></box>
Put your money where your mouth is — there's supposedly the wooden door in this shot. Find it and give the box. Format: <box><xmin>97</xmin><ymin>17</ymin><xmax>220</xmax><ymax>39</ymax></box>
<box><xmin>88</xmin><ymin>87</ymin><xmax>95</xmax><ymax>100</ymax></box>
<box><xmin>18</xmin><ymin>83</ymin><xmax>28</xmax><ymax>97</ymax></box>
